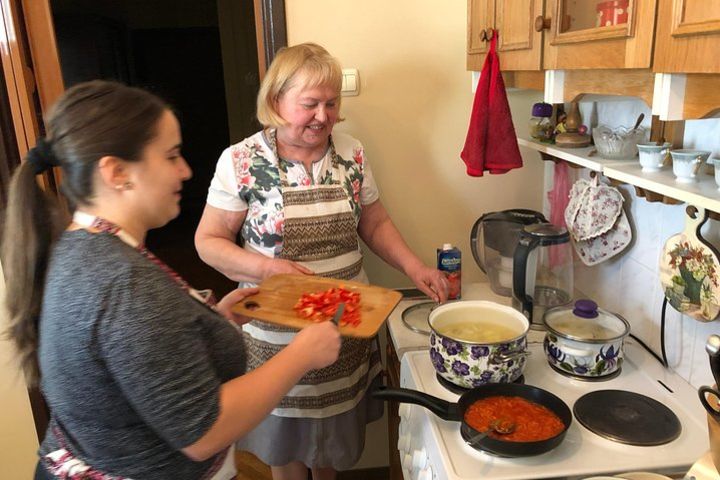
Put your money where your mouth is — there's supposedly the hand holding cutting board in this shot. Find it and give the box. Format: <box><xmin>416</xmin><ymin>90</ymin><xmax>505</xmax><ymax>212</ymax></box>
<box><xmin>660</xmin><ymin>206</ymin><xmax>720</xmax><ymax>322</ymax></box>
<box><xmin>232</xmin><ymin>274</ymin><xmax>402</xmax><ymax>337</ymax></box>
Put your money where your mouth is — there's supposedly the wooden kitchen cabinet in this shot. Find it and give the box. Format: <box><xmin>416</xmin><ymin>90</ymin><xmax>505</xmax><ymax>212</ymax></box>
<box><xmin>468</xmin><ymin>0</ymin><xmax>657</xmax><ymax>71</ymax></box>
<box><xmin>654</xmin><ymin>0</ymin><xmax>720</xmax><ymax>73</ymax></box>
<box><xmin>542</xmin><ymin>0</ymin><xmax>657</xmax><ymax>69</ymax></box>
<box><xmin>467</xmin><ymin>0</ymin><xmax>543</xmax><ymax>71</ymax></box>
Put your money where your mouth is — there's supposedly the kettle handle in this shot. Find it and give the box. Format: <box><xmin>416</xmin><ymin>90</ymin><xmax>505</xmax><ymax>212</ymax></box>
<box><xmin>513</xmin><ymin>235</ymin><xmax>539</xmax><ymax>321</ymax></box>
<box><xmin>470</xmin><ymin>214</ymin><xmax>489</xmax><ymax>273</ymax></box>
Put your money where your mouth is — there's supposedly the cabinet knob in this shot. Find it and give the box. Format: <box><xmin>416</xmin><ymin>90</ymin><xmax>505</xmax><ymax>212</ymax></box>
<box><xmin>480</xmin><ymin>28</ymin><xmax>495</xmax><ymax>42</ymax></box>
<box><xmin>534</xmin><ymin>15</ymin><xmax>551</xmax><ymax>32</ymax></box>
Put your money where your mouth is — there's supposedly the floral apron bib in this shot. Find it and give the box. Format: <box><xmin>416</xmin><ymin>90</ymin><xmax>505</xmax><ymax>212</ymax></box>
<box><xmin>242</xmin><ymin>130</ymin><xmax>381</xmax><ymax>419</ymax></box>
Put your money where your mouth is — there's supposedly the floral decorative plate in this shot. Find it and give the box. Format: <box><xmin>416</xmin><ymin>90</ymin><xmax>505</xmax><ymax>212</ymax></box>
<box><xmin>659</xmin><ymin>206</ymin><xmax>720</xmax><ymax>322</ymax></box>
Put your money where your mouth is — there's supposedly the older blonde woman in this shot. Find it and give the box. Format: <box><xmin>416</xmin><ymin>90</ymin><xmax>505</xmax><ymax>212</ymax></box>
<box><xmin>195</xmin><ymin>43</ymin><xmax>448</xmax><ymax>480</ymax></box>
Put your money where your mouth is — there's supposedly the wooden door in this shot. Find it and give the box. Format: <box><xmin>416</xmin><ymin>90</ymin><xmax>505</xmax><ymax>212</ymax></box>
<box><xmin>467</xmin><ymin>0</ymin><xmax>494</xmax><ymax>70</ymax></box>
<box><xmin>654</xmin><ymin>0</ymin><xmax>720</xmax><ymax>73</ymax></box>
<box><xmin>543</xmin><ymin>0</ymin><xmax>657</xmax><ymax>69</ymax></box>
<box><xmin>494</xmin><ymin>0</ymin><xmax>543</xmax><ymax>71</ymax></box>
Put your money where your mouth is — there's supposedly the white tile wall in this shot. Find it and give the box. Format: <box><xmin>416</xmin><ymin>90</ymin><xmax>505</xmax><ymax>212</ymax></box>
<box><xmin>539</xmin><ymin>98</ymin><xmax>720</xmax><ymax>389</ymax></box>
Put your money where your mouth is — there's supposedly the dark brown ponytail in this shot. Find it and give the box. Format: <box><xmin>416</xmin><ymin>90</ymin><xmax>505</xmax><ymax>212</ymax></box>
<box><xmin>2</xmin><ymin>80</ymin><xmax>168</xmax><ymax>385</ymax></box>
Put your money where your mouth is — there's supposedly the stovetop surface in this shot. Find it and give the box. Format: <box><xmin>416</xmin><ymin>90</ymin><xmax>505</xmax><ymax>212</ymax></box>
<box><xmin>400</xmin><ymin>338</ymin><xmax>709</xmax><ymax>479</ymax></box>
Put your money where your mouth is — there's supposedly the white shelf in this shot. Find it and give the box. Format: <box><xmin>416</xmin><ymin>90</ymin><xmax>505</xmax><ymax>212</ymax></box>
<box><xmin>519</xmin><ymin>135</ymin><xmax>720</xmax><ymax>213</ymax></box>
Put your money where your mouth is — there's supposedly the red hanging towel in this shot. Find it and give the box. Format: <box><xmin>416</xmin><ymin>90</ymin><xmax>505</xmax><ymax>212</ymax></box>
<box><xmin>461</xmin><ymin>31</ymin><xmax>523</xmax><ymax>177</ymax></box>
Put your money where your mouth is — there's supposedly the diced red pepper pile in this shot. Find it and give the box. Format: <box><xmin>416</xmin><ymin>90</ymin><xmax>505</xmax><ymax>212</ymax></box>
<box><xmin>293</xmin><ymin>286</ymin><xmax>362</xmax><ymax>327</ymax></box>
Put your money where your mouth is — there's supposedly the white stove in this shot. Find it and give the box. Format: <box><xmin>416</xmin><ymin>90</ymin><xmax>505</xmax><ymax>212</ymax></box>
<box><xmin>396</xmin><ymin>338</ymin><xmax>709</xmax><ymax>480</ymax></box>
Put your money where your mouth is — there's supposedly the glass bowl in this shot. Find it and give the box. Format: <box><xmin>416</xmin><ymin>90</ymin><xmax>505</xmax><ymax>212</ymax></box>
<box><xmin>592</xmin><ymin>125</ymin><xmax>648</xmax><ymax>159</ymax></box>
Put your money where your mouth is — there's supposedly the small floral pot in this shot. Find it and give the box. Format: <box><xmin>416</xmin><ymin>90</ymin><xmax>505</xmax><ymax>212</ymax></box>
<box><xmin>428</xmin><ymin>301</ymin><xmax>529</xmax><ymax>389</ymax></box>
<box><xmin>543</xmin><ymin>300</ymin><xmax>630</xmax><ymax>379</ymax></box>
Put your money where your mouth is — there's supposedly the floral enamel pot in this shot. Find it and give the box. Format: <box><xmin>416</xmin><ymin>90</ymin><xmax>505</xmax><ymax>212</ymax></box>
<box><xmin>428</xmin><ymin>301</ymin><xmax>530</xmax><ymax>389</ymax></box>
<box><xmin>543</xmin><ymin>299</ymin><xmax>630</xmax><ymax>379</ymax></box>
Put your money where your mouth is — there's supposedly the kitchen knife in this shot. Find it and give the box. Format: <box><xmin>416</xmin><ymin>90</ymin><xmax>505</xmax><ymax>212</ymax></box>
<box><xmin>331</xmin><ymin>302</ymin><xmax>345</xmax><ymax>326</ymax></box>
<box><xmin>707</xmin><ymin>334</ymin><xmax>720</xmax><ymax>388</ymax></box>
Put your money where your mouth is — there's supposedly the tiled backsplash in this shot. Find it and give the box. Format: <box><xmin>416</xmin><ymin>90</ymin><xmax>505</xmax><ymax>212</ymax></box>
<box><xmin>538</xmin><ymin>98</ymin><xmax>720</xmax><ymax>389</ymax></box>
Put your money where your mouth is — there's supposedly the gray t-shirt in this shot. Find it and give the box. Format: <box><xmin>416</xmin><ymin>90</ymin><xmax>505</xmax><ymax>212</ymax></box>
<box><xmin>38</xmin><ymin>230</ymin><xmax>246</xmax><ymax>479</ymax></box>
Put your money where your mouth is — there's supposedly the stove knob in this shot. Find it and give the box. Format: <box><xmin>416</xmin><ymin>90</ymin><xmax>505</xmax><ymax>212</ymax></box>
<box><xmin>398</xmin><ymin>432</ymin><xmax>412</xmax><ymax>452</ymax></box>
<box><xmin>411</xmin><ymin>448</ymin><xmax>428</xmax><ymax>470</ymax></box>
<box><xmin>402</xmin><ymin>452</ymin><xmax>414</xmax><ymax>471</ymax></box>
<box><xmin>417</xmin><ymin>465</ymin><xmax>434</xmax><ymax>480</ymax></box>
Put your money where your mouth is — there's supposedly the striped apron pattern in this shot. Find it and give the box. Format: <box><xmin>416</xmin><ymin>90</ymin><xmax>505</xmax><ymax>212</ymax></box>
<box><xmin>242</xmin><ymin>131</ymin><xmax>382</xmax><ymax>419</ymax></box>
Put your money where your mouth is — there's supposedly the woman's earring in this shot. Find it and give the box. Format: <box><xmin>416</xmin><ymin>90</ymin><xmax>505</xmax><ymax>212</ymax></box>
<box><xmin>114</xmin><ymin>181</ymin><xmax>134</xmax><ymax>191</ymax></box>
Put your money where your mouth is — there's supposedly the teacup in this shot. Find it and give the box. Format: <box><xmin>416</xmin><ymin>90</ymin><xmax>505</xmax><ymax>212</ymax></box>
<box><xmin>637</xmin><ymin>142</ymin><xmax>672</xmax><ymax>172</ymax></box>
<box><xmin>708</xmin><ymin>158</ymin><xmax>720</xmax><ymax>190</ymax></box>
<box><xmin>670</xmin><ymin>149</ymin><xmax>711</xmax><ymax>183</ymax></box>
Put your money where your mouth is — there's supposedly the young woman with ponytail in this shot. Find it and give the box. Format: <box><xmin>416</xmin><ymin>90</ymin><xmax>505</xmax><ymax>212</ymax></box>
<box><xmin>2</xmin><ymin>80</ymin><xmax>341</xmax><ymax>480</ymax></box>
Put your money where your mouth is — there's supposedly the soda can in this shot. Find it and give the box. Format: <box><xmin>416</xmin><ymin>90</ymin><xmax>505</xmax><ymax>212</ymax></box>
<box><xmin>437</xmin><ymin>243</ymin><xmax>461</xmax><ymax>300</ymax></box>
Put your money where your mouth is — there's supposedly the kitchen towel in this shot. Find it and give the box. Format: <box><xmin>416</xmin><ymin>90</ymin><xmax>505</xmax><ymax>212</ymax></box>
<box><xmin>461</xmin><ymin>31</ymin><xmax>523</xmax><ymax>177</ymax></box>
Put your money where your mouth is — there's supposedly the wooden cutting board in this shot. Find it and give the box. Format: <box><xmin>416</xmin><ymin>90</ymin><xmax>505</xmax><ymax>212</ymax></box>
<box><xmin>660</xmin><ymin>206</ymin><xmax>720</xmax><ymax>322</ymax></box>
<box><xmin>231</xmin><ymin>274</ymin><xmax>403</xmax><ymax>337</ymax></box>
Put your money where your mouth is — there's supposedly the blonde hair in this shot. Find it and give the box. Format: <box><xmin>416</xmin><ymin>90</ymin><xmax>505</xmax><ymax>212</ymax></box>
<box><xmin>257</xmin><ymin>43</ymin><xmax>343</xmax><ymax>128</ymax></box>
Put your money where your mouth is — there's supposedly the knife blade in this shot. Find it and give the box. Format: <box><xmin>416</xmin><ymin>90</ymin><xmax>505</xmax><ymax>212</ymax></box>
<box><xmin>331</xmin><ymin>302</ymin><xmax>345</xmax><ymax>326</ymax></box>
<box><xmin>707</xmin><ymin>335</ymin><xmax>720</xmax><ymax>389</ymax></box>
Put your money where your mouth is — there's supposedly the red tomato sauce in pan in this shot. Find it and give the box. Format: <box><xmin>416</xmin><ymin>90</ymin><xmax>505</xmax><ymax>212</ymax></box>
<box><xmin>464</xmin><ymin>396</ymin><xmax>565</xmax><ymax>442</ymax></box>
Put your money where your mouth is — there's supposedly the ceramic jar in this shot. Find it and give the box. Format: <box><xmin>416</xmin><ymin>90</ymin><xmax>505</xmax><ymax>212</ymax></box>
<box><xmin>670</xmin><ymin>149</ymin><xmax>711</xmax><ymax>183</ymax></box>
<box><xmin>543</xmin><ymin>299</ymin><xmax>630</xmax><ymax>379</ymax></box>
<box><xmin>428</xmin><ymin>301</ymin><xmax>529</xmax><ymax>389</ymax></box>
<box><xmin>637</xmin><ymin>142</ymin><xmax>671</xmax><ymax>172</ymax></box>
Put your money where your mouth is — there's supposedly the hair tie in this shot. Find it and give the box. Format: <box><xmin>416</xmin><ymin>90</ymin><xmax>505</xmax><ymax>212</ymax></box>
<box><xmin>27</xmin><ymin>138</ymin><xmax>60</xmax><ymax>175</ymax></box>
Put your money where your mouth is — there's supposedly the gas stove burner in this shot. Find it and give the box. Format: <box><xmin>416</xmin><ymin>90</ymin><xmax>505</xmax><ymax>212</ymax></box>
<box><xmin>548</xmin><ymin>362</ymin><xmax>622</xmax><ymax>381</ymax></box>
<box><xmin>573</xmin><ymin>390</ymin><xmax>682</xmax><ymax>446</ymax></box>
<box><xmin>436</xmin><ymin>374</ymin><xmax>525</xmax><ymax>395</ymax></box>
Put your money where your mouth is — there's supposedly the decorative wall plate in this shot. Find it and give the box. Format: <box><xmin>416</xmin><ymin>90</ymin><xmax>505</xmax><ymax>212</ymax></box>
<box><xmin>660</xmin><ymin>206</ymin><xmax>720</xmax><ymax>322</ymax></box>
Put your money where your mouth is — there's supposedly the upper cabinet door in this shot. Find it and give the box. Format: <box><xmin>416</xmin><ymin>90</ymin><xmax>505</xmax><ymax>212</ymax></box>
<box><xmin>654</xmin><ymin>0</ymin><xmax>720</xmax><ymax>73</ymax></box>
<box><xmin>543</xmin><ymin>0</ymin><xmax>657</xmax><ymax>69</ymax></box>
<box><xmin>467</xmin><ymin>0</ymin><xmax>494</xmax><ymax>70</ymax></box>
<box><xmin>494</xmin><ymin>0</ymin><xmax>543</xmax><ymax>70</ymax></box>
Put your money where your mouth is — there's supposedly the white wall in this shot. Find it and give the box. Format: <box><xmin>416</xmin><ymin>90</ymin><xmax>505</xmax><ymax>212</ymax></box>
<box><xmin>285</xmin><ymin>0</ymin><xmax>545</xmax><ymax>469</ymax></box>
<box><xmin>546</xmin><ymin>99</ymin><xmax>720</xmax><ymax>389</ymax></box>
<box><xmin>0</xmin><ymin>262</ymin><xmax>40</xmax><ymax>478</ymax></box>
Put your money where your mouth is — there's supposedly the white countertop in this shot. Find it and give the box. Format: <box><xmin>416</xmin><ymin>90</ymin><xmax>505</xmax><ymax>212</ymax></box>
<box><xmin>387</xmin><ymin>281</ymin><xmax>513</xmax><ymax>358</ymax></box>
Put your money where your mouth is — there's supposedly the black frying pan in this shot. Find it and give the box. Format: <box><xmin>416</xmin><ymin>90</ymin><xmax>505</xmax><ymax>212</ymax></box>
<box><xmin>372</xmin><ymin>383</ymin><xmax>572</xmax><ymax>457</ymax></box>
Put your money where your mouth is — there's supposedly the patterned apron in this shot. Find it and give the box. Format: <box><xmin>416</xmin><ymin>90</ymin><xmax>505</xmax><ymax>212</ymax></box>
<box><xmin>242</xmin><ymin>131</ymin><xmax>382</xmax><ymax>419</ymax></box>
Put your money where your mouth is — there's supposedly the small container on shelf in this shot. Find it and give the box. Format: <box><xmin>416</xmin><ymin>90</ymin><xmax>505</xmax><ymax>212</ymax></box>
<box><xmin>592</xmin><ymin>125</ymin><xmax>648</xmax><ymax>159</ymax></box>
<box><xmin>670</xmin><ymin>149</ymin><xmax>711</xmax><ymax>183</ymax></box>
<box><xmin>707</xmin><ymin>157</ymin><xmax>720</xmax><ymax>190</ymax></box>
<box><xmin>637</xmin><ymin>141</ymin><xmax>672</xmax><ymax>172</ymax></box>
<box><xmin>529</xmin><ymin>103</ymin><xmax>554</xmax><ymax>143</ymax></box>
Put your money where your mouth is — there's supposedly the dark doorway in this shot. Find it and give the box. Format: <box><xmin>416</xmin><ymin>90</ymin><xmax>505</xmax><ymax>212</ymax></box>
<box><xmin>50</xmin><ymin>0</ymin><xmax>261</xmax><ymax>296</ymax></box>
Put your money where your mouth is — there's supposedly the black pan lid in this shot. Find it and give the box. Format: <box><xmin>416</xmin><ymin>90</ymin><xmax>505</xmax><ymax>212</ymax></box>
<box><xmin>573</xmin><ymin>390</ymin><xmax>681</xmax><ymax>446</ymax></box>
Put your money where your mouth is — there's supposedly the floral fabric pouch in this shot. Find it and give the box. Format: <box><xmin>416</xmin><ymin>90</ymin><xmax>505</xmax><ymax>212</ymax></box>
<box><xmin>564</xmin><ymin>176</ymin><xmax>632</xmax><ymax>266</ymax></box>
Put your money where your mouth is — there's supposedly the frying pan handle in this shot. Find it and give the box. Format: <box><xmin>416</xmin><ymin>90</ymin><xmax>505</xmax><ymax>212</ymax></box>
<box><xmin>371</xmin><ymin>386</ymin><xmax>460</xmax><ymax>421</ymax></box>
<box><xmin>698</xmin><ymin>386</ymin><xmax>720</xmax><ymax>421</ymax></box>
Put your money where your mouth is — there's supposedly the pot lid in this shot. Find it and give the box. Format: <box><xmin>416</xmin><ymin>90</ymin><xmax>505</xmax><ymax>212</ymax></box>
<box><xmin>401</xmin><ymin>301</ymin><xmax>434</xmax><ymax>335</ymax></box>
<box><xmin>544</xmin><ymin>300</ymin><xmax>630</xmax><ymax>343</ymax></box>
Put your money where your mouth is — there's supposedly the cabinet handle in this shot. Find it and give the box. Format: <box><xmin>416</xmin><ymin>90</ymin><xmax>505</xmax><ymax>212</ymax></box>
<box><xmin>481</xmin><ymin>28</ymin><xmax>495</xmax><ymax>42</ymax></box>
<box><xmin>534</xmin><ymin>15</ymin><xmax>551</xmax><ymax>32</ymax></box>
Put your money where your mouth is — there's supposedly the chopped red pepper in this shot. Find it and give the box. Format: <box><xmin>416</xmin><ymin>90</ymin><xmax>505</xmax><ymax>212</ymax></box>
<box><xmin>293</xmin><ymin>286</ymin><xmax>362</xmax><ymax>327</ymax></box>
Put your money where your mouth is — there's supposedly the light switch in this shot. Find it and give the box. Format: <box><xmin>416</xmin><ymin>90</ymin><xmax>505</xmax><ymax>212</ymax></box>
<box><xmin>341</xmin><ymin>68</ymin><xmax>359</xmax><ymax>97</ymax></box>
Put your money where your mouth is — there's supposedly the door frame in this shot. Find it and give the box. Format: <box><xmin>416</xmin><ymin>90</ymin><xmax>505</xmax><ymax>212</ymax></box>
<box><xmin>1</xmin><ymin>0</ymin><xmax>287</xmax><ymax>443</ymax></box>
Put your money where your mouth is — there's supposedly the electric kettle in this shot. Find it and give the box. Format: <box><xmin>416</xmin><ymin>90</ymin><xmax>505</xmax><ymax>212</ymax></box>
<box><xmin>470</xmin><ymin>209</ymin><xmax>546</xmax><ymax>297</ymax></box>
<box><xmin>512</xmin><ymin>223</ymin><xmax>573</xmax><ymax>329</ymax></box>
